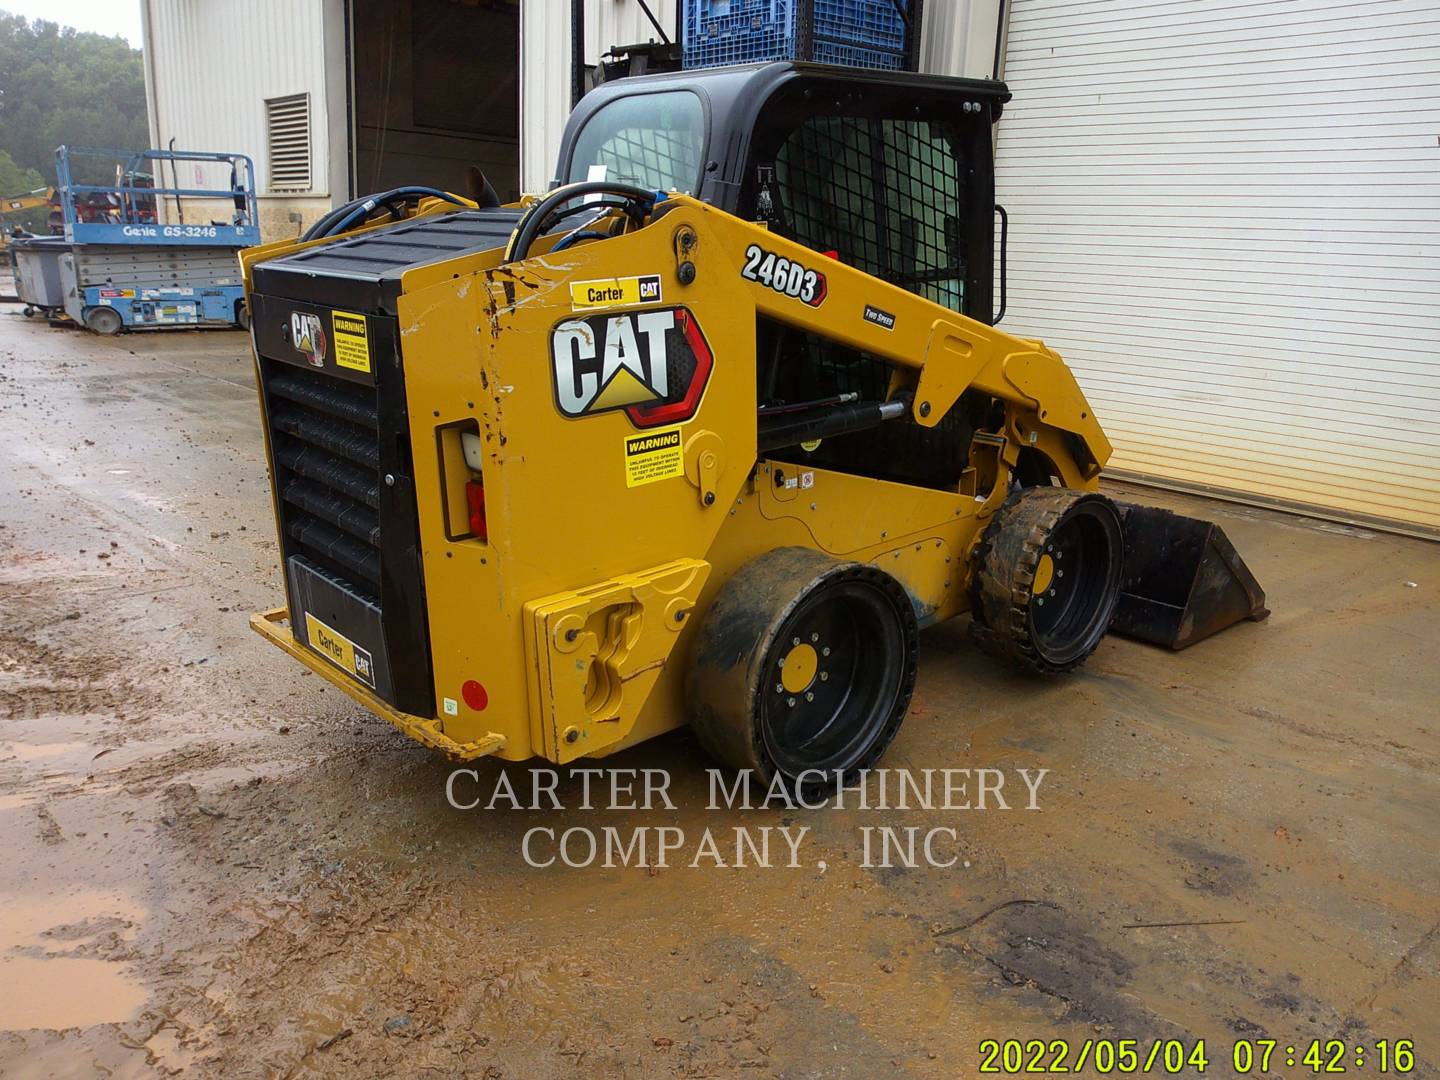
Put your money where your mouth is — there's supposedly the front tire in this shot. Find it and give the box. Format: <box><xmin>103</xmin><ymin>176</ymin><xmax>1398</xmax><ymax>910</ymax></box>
<box><xmin>970</xmin><ymin>488</ymin><xmax>1124</xmax><ymax>673</ymax></box>
<box><xmin>686</xmin><ymin>548</ymin><xmax>918</xmax><ymax>788</ymax></box>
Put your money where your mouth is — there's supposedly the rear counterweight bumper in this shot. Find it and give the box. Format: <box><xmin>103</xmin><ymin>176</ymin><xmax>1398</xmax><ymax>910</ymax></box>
<box><xmin>250</xmin><ymin>607</ymin><xmax>506</xmax><ymax>760</ymax></box>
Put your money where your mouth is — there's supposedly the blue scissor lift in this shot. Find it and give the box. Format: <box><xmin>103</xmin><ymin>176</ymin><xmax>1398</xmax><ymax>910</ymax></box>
<box><xmin>38</xmin><ymin>146</ymin><xmax>261</xmax><ymax>333</ymax></box>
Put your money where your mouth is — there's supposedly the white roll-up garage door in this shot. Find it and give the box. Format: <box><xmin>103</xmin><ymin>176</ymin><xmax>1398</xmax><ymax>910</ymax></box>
<box><xmin>994</xmin><ymin>0</ymin><xmax>1440</xmax><ymax>536</ymax></box>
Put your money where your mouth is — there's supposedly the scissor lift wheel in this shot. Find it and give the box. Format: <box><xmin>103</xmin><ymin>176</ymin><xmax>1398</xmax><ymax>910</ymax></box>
<box><xmin>970</xmin><ymin>488</ymin><xmax>1124</xmax><ymax>673</ymax></box>
<box><xmin>84</xmin><ymin>306</ymin><xmax>123</xmax><ymax>335</ymax></box>
<box><xmin>686</xmin><ymin>547</ymin><xmax>918</xmax><ymax>787</ymax></box>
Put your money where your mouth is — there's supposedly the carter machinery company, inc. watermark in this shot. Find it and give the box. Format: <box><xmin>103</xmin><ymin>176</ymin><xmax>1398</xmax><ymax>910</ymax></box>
<box><xmin>445</xmin><ymin>766</ymin><xmax>1049</xmax><ymax>870</ymax></box>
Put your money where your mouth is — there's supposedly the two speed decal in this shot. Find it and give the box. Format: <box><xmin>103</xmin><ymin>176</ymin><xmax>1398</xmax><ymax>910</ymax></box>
<box><xmin>741</xmin><ymin>244</ymin><xmax>827</xmax><ymax>307</ymax></box>
<box><xmin>863</xmin><ymin>304</ymin><xmax>896</xmax><ymax>330</ymax></box>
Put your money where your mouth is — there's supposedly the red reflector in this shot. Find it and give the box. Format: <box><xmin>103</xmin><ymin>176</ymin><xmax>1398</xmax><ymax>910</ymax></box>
<box><xmin>822</xmin><ymin>249</ymin><xmax>839</xmax><ymax>260</ymax></box>
<box><xmin>461</xmin><ymin>679</ymin><xmax>488</xmax><ymax>711</ymax></box>
<box><xmin>465</xmin><ymin>480</ymin><xmax>487</xmax><ymax>541</ymax></box>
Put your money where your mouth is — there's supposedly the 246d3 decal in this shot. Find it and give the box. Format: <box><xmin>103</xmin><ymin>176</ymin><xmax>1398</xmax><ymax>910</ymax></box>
<box><xmin>740</xmin><ymin>243</ymin><xmax>828</xmax><ymax>307</ymax></box>
<box><xmin>550</xmin><ymin>306</ymin><xmax>713</xmax><ymax>428</ymax></box>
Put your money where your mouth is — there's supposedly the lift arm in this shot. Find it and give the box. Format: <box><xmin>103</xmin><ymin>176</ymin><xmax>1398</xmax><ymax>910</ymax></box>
<box><xmin>664</xmin><ymin>195</ymin><xmax>1112</xmax><ymax>480</ymax></box>
<box><xmin>1</xmin><ymin>187</ymin><xmax>54</xmax><ymax>215</ymax></box>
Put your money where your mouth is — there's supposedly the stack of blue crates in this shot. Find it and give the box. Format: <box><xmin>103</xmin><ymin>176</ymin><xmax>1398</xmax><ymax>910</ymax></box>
<box><xmin>682</xmin><ymin>0</ymin><xmax>910</xmax><ymax>72</ymax></box>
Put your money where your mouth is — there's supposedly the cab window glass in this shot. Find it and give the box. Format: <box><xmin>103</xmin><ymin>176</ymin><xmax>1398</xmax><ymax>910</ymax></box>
<box><xmin>568</xmin><ymin>91</ymin><xmax>706</xmax><ymax>194</ymax></box>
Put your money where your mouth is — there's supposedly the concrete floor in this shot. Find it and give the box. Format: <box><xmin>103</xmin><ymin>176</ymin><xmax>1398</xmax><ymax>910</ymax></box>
<box><xmin>0</xmin><ymin>308</ymin><xmax>1436</xmax><ymax>1078</ymax></box>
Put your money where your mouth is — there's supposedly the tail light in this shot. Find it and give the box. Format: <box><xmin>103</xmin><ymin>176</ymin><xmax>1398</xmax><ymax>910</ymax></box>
<box><xmin>465</xmin><ymin>480</ymin><xmax>487</xmax><ymax>542</ymax></box>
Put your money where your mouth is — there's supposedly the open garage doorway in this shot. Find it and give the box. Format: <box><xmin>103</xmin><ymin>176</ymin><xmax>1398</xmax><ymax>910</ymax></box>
<box><xmin>349</xmin><ymin>0</ymin><xmax>520</xmax><ymax>202</ymax></box>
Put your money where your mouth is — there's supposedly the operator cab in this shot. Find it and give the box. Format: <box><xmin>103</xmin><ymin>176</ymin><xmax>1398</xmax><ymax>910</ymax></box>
<box><xmin>557</xmin><ymin>62</ymin><xmax>1009</xmax><ymax>324</ymax></box>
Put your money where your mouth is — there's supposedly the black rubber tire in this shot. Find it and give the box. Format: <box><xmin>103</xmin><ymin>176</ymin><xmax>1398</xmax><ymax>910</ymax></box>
<box><xmin>685</xmin><ymin>547</ymin><xmax>918</xmax><ymax>789</ymax></box>
<box><xmin>970</xmin><ymin>487</ymin><xmax>1124</xmax><ymax>673</ymax></box>
<box><xmin>84</xmin><ymin>306</ymin><xmax>123</xmax><ymax>335</ymax></box>
<box><xmin>22</xmin><ymin>306</ymin><xmax>34</xmax><ymax>318</ymax></box>
<box><xmin>235</xmin><ymin>300</ymin><xmax>250</xmax><ymax>331</ymax></box>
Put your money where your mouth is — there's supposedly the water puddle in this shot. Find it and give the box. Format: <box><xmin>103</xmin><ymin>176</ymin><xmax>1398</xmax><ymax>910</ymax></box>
<box><xmin>0</xmin><ymin>956</ymin><xmax>148</xmax><ymax>1030</ymax></box>
<box><xmin>0</xmin><ymin>879</ymin><xmax>148</xmax><ymax>1032</ymax></box>
<box><xmin>1</xmin><ymin>741</ymin><xmax>90</xmax><ymax>763</ymax></box>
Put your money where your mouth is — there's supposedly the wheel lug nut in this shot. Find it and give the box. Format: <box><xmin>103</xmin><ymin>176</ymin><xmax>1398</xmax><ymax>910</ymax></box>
<box><xmin>775</xmin><ymin>683</ymin><xmax>784</xmax><ymax>693</ymax></box>
<box><xmin>822</xmin><ymin>647</ymin><xmax>831</xmax><ymax>657</ymax></box>
<box><xmin>820</xmin><ymin>672</ymin><xmax>829</xmax><ymax>681</ymax></box>
<box><xmin>787</xmin><ymin>697</ymin><xmax>796</xmax><ymax>708</ymax></box>
<box><xmin>1036</xmin><ymin>597</ymin><xmax>1044</xmax><ymax>606</ymax></box>
<box><xmin>1049</xmin><ymin>589</ymin><xmax>1056</xmax><ymax>597</ymax></box>
<box><xmin>792</xmin><ymin>637</ymin><xmax>800</xmax><ymax>646</ymax></box>
<box><xmin>810</xmin><ymin>632</ymin><xmax>819</xmax><ymax>642</ymax></box>
<box><xmin>805</xmin><ymin>692</ymin><xmax>814</xmax><ymax>702</ymax></box>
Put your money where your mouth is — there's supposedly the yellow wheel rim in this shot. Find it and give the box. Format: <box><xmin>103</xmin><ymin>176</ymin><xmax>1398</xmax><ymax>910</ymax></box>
<box><xmin>779</xmin><ymin>642</ymin><xmax>819</xmax><ymax>693</ymax></box>
<box><xmin>1032</xmin><ymin>553</ymin><xmax>1055</xmax><ymax>595</ymax></box>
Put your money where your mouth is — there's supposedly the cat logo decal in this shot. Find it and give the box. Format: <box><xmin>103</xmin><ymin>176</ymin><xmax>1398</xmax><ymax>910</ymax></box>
<box><xmin>550</xmin><ymin>306</ymin><xmax>712</xmax><ymax>429</ymax></box>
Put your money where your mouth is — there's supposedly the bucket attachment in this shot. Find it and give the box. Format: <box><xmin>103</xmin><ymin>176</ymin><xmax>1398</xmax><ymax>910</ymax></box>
<box><xmin>1111</xmin><ymin>503</ymin><xmax>1269</xmax><ymax>650</ymax></box>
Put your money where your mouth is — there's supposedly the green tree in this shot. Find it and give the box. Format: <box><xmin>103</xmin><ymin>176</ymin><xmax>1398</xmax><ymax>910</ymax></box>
<box><xmin>0</xmin><ymin>11</ymin><xmax>148</xmax><ymax>186</ymax></box>
<box><xmin>0</xmin><ymin>146</ymin><xmax>42</xmax><ymax>194</ymax></box>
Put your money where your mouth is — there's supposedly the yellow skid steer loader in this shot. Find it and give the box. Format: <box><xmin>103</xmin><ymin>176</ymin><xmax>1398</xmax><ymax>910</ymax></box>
<box><xmin>240</xmin><ymin>63</ymin><xmax>1266</xmax><ymax>784</ymax></box>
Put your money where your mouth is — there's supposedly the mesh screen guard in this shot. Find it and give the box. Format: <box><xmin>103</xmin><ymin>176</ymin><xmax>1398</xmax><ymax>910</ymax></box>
<box><xmin>754</xmin><ymin>105</ymin><xmax>979</xmax><ymax>490</ymax></box>
<box><xmin>775</xmin><ymin>115</ymin><xmax>967</xmax><ymax>311</ymax></box>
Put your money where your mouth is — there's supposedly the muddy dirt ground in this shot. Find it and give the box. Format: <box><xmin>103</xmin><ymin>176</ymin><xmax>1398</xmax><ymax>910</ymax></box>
<box><xmin>0</xmin><ymin>309</ymin><xmax>1436</xmax><ymax>1079</ymax></box>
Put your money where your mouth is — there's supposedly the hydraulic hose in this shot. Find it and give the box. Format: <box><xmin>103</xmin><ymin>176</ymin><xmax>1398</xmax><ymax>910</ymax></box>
<box><xmin>303</xmin><ymin>197</ymin><xmax>373</xmax><ymax>242</ymax></box>
<box><xmin>304</xmin><ymin>187</ymin><xmax>443</xmax><ymax>240</ymax></box>
<box><xmin>551</xmin><ymin>229</ymin><xmax>609</xmax><ymax>253</ymax></box>
<box><xmin>503</xmin><ymin>181</ymin><xmax>660</xmax><ymax>265</ymax></box>
<box><xmin>302</xmin><ymin>186</ymin><xmax>468</xmax><ymax>242</ymax></box>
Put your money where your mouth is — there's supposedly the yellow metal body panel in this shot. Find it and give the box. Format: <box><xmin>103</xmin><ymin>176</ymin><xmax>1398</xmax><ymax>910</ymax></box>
<box><xmin>524</xmin><ymin>558</ymin><xmax>710</xmax><ymax>763</ymax></box>
<box><xmin>243</xmin><ymin>193</ymin><xmax>1111</xmax><ymax>764</ymax></box>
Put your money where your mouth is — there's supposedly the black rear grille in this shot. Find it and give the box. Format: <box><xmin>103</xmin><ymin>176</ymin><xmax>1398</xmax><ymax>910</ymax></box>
<box><xmin>275</xmin><ymin>441</ymin><xmax>380</xmax><ymax>514</ymax></box>
<box><xmin>269</xmin><ymin>370</ymin><xmax>380</xmax><ymax>427</ymax></box>
<box><xmin>271</xmin><ymin>408</ymin><xmax>380</xmax><ymax>469</ymax></box>
<box><xmin>264</xmin><ymin>363</ymin><xmax>383</xmax><ymax>595</ymax></box>
<box><xmin>251</xmin><ymin>288</ymin><xmax>433</xmax><ymax>717</ymax></box>
<box><xmin>282</xmin><ymin>478</ymin><xmax>381</xmax><ymax>547</ymax></box>
<box><xmin>286</xmin><ymin>514</ymin><xmax>381</xmax><ymax>585</ymax></box>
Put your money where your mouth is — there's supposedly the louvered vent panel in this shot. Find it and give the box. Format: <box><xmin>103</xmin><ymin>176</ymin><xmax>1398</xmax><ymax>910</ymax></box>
<box><xmin>266</xmin><ymin>93</ymin><xmax>312</xmax><ymax>192</ymax></box>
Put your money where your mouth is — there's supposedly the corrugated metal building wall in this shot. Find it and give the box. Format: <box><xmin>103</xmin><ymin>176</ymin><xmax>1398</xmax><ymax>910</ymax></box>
<box><xmin>141</xmin><ymin>0</ymin><xmax>336</xmax><ymax>241</ymax></box>
<box><xmin>994</xmin><ymin>0</ymin><xmax>1440</xmax><ymax>535</ymax></box>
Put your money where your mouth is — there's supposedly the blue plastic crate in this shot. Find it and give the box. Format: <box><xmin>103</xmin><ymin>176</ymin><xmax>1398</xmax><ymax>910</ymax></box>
<box><xmin>810</xmin><ymin>37</ymin><xmax>906</xmax><ymax>70</ymax></box>
<box><xmin>813</xmin><ymin>0</ymin><xmax>906</xmax><ymax>51</ymax></box>
<box><xmin>684</xmin><ymin>0</ymin><xmax>799</xmax><ymax>70</ymax></box>
<box><xmin>682</xmin><ymin>0</ymin><xmax>908</xmax><ymax>71</ymax></box>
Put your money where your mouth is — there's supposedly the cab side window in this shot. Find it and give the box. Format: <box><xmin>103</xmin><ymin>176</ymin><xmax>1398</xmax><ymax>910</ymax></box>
<box><xmin>775</xmin><ymin>116</ymin><xmax>967</xmax><ymax>312</ymax></box>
